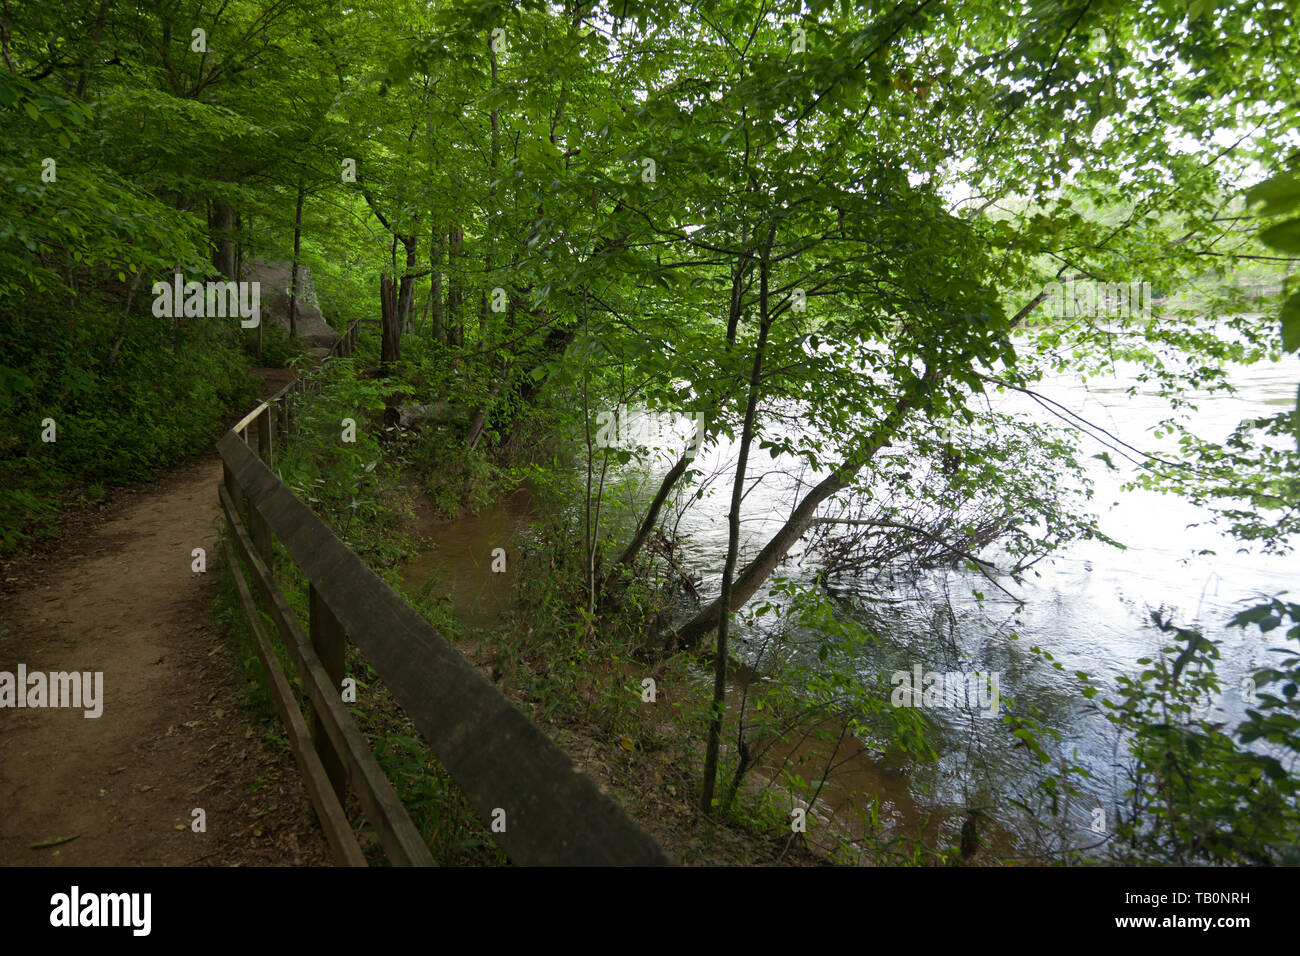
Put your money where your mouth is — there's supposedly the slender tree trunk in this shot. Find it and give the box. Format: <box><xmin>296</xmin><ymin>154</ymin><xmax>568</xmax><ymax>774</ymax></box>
<box><xmin>380</xmin><ymin>273</ymin><xmax>400</xmax><ymax>373</ymax></box>
<box><xmin>480</xmin><ymin>37</ymin><xmax>500</xmax><ymax>346</ymax></box>
<box><xmin>722</xmin><ymin>736</ymin><xmax>753</xmax><ymax>815</ymax></box>
<box><xmin>74</xmin><ymin>0</ymin><xmax>110</xmax><ymax>99</ymax></box>
<box><xmin>606</xmin><ymin>449</ymin><xmax>691</xmax><ymax>585</ymax></box>
<box><xmin>447</xmin><ymin>226</ymin><xmax>464</xmax><ymax>347</ymax></box>
<box><xmin>234</xmin><ymin>210</ymin><xmax>243</xmax><ymax>279</ymax></box>
<box><xmin>464</xmin><ymin>378</ymin><xmax>504</xmax><ymax>451</ymax></box>
<box><xmin>288</xmin><ymin>178</ymin><xmax>305</xmax><ymax>340</ymax></box>
<box><xmin>429</xmin><ymin>221</ymin><xmax>444</xmax><ymax>343</ymax></box>
<box><xmin>211</xmin><ymin>201</ymin><xmax>236</xmax><ymax>278</ymax></box>
<box><xmin>701</xmin><ymin>254</ymin><xmax>775</xmax><ymax>814</ymax></box>
<box><xmin>398</xmin><ymin>234</ymin><xmax>417</xmax><ymax>333</ymax></box>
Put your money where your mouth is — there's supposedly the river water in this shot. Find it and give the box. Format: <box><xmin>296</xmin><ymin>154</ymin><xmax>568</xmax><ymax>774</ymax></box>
<box><xmin>673</xmin><ymin>333</ymin><xmax>1298</xmax><ymax>856</ymax></box>
<box><xmin>406</xmin><ymin>330</ymin><xmax>1298</xmax><ymax>859</ymax></box>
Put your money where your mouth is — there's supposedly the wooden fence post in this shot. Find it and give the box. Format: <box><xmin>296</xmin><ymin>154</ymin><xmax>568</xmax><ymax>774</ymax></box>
<box><xmin>258</xmin><ymin>405</ymin><xmax>275</xmax><ymax>471</ymax></box>
<box><xmin>309</xmin><ymin>584</ymin><xmax>349</xmax><ymax>805</ymax></box>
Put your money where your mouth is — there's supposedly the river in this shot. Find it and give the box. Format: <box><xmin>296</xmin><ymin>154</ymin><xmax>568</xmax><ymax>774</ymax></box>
<box><xmin>404</xmin><ymin>326</ymin><xmax>1298</xmax><ymax>860</ymax></box>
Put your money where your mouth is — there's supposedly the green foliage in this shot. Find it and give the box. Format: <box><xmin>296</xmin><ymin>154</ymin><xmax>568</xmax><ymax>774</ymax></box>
<box><xmin>1245</xmin><ymin>165</ymin><xmax>1300</xmax><ymax>435</ymax></box>
<box><xmin>704</xmin><ymin>579</ymin><xmax>939</xmax><ymax>855</ymax></box>
<box><xmin>0</xmin><ymin>71</ymin><xmax>210</xmax><ymax>299</ymax></box>
<box><xmin>3</xmin><ymin>0</ymin><xmax>1298</xmax><ymax>865</ymax></box>
<box><xmin>1231</xmin><ymin>598</ymin><xmax>1300</xmax><ymax>774</ymax></box>
<box><xmin>241</xmin><ymin>321</ymin><xmax>309</xmax><ymax>369</ymax></box>
<box><xmin>274</xmin><ymin>361</ymin><xmax>414</xmax><ymax>573</ymax></box>
<box><xmin>0</xmin><ymin>292</ymin><xmax>256</xmax><ymax>554</ymax></box>
<box><xmin>1246</xmin><ymin>172</ymin><xmax>1300</xmax><ymax>307</ymax></box>
<box><xmin>1088</xmin><ymin>613</ymin><xmax>1299</xmax><ymax>865</ymax></box>
<box><xmin>410</xmin><ymin>427</ymin><xmax>510</xmax><ymax>517</ymax></box>
<box><xmin>367</xmin><ymin>731</ymin><xmax>505</xmax><ymax>865</ymax></box>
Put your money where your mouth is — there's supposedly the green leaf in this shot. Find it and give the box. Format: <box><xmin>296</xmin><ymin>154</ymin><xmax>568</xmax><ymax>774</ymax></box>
<box><xmin>1259</xmin><ymin>218</ymin><xmax>1300</xmax><ymax>254</ymax></box>
<box><xmin>1246</xmin><ymin>172</ymin><xmax>1300</xmax><ymax>217</ymax></box>
<box><xmin>1281</xmin><ymin>292</ymin><xmax>1300</xmax><ymax>352</ymax></box>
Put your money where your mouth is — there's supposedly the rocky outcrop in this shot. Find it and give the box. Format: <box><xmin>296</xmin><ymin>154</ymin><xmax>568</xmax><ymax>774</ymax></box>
<box><xmin>240</xmin><ymin>257</ymin><xmax>339</xmax><ymax>348</ymax></box>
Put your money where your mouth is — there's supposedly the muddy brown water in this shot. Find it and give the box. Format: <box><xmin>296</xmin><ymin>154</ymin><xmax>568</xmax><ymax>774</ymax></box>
<box><xmin>400</xmin><ymin>487</ymin><xmax>536</xmax><ymax>631</ymax></box>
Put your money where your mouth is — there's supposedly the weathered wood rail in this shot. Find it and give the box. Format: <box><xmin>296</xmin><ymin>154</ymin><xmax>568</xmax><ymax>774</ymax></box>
<box><xmin>219</xmin><ymin>318</ymin><xmax>673</xmax><ymax>866</ymax></box>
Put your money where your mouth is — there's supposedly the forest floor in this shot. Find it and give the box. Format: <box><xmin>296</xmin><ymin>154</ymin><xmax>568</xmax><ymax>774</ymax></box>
<box><xmin>0</xmin><ymin>368</ymin><xmax>332</xmax><ymax>866</ymax></box>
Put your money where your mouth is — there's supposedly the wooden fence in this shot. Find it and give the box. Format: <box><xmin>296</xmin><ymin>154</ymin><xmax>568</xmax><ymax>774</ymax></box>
<box><xmin>218</xmin><ymin>318</ymin><xmax>673</xmax><ymax>866</ymax></box>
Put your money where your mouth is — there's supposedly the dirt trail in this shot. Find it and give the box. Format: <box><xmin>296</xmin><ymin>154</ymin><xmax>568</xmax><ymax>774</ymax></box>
<box><xmin>0</xmin><ymin>371</ymin><xmax>331</xmax><ymax>866</ymax></box>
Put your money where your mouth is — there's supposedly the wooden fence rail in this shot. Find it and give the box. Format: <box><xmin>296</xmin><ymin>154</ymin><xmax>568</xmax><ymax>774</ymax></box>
<box><xmin>219</xmin><ymin>318</ymin><xmax>673</xmax><ymax>866</ymax></box>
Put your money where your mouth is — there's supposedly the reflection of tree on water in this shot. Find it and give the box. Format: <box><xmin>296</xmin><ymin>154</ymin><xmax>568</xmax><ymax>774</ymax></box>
<box><xmin>810</xmin><ymin>572</ymin><xmax>1106</xmax><ymax>863</ymax></box>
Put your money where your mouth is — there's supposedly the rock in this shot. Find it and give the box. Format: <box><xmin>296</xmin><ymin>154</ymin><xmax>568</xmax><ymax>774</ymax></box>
<box><xmin>386</xmin><ymin>401</ymin><xmax>466</xmax><ymax>430</ymax></box>
<box><xmin>239</xmin><ymin>257</ymin><xmax>340</xmax><ymax>348</ymax></box>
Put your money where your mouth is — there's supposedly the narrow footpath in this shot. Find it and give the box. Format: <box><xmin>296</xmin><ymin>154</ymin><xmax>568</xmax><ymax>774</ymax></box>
<box><xmin>0</xmin><ymin>371</ymin><xmax>332</xmax><ymax>865</ymax></box>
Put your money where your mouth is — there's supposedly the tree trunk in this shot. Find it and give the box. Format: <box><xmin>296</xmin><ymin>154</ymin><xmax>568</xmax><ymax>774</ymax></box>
<box><xmin>701</xmin><ymin>254</ymin><xmax>775</xmax><ymax>813</ymax></box>
<box><xmin>288</xmin><ymin>178</ymin><xmax>305</xmax><ymax>340</ymax></box>
<box><xmin>429</xmin><ymin>221</ymin><xmax>444</xmax><ymax>343</ymax></box>
<box><xmin>482</xmin><ymin>36</ymin><xmax>500</xmax><ymax>348</ymax></box>
<box><xmin>211</xmin><ymin>201</ymin><xmax>236</xmax><ymax>278</ymax></box>
<box><xmin>380</xmin><ymin>273</ymin><xmax>400</xmax><ymax>373</ymax></box>
<box><xmin>465</xmin><ymin>378</ymin><xmax>504</xmax><ymax>451</ymax></box>
<box><xmin>398</xmin><ymin>234</ymin><xmax>418</xmax><ymax>333</ymax></box>
<box><xmin>74</xmin><ymin>0</ymin><xmax>111</xmax><ymax>99</ymax></box>
<box><xmin>447</xmin><ymin>226</ymin><xmax>464</xmax><ymax>347</ymax></box>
